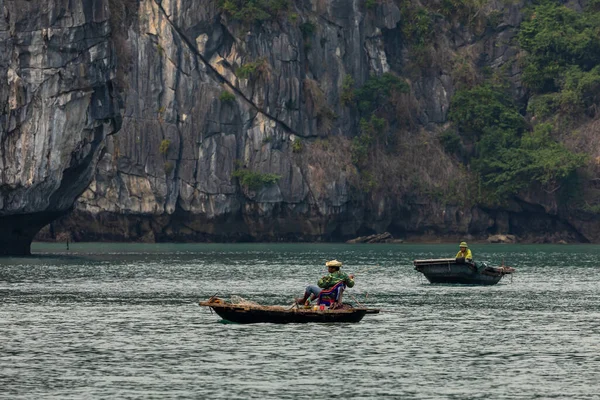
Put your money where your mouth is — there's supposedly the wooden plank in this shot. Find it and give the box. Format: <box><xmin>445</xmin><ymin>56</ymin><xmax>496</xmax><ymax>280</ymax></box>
<box><xmin>413</xmin><ymin>258</ymin><xmax>456</xmax><ymax>263</ymax></box>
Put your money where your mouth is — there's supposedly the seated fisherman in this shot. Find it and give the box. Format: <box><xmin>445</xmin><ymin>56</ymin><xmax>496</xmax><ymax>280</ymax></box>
<box><xmin>455</xmin><ymin>241</ymin><xmax>473</xmax><ymax>262</ymax></box>
<box><xmin>295</xmin><ymin>259</ymin><xmax>355</xmax><ymax>305</ymax></box>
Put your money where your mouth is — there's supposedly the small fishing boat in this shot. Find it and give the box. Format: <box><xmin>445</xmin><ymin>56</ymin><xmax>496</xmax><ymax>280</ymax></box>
<box><xmin>413</xmin><ymin>258</ymin><xmax>515</xmax><ymax>285</ymax></box>
<box><xmin>199</xmin><ymin>297</ymin><xmax>380</xmax><ymax>324</ymax></box>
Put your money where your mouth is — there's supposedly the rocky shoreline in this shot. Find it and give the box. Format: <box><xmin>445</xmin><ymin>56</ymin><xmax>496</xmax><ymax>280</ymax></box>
<box><xmin>35</xmin><ymin>229</ymin><xmax>577</xmax><ymax>245</ymax></box>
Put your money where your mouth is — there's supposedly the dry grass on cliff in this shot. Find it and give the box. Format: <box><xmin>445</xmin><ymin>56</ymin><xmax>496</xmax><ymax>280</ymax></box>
<box><xmin>368</xmin><ymin>129</ymin><xmax>472</xmax><ymax>204</ymax></box>
<box><xmin>564</xmin><ymin>118</ymin><xmax>600</xmax><ymax>176</ymax></box>
<box><xmin>564</xmin><ymin>118</ymin><xmax>600</xmax><ymax>161</ymax></box>
<box><xmin>304</xmin><ymin>78</ymin><xmax>336</xmax><ymax>133</ymax></box>
<box><xmin>302</xmin><ymin>130</ymin><xmax>472</xmax><ymax>206</ymax></box>
<box><xmin>390</xmin><ymin>89</ymin><xmax>420</xmax><ymax>129</ymax></box>
<box><xmin>451</xmin><ymin>45</ymin><xmax>482</xmax><ymax>89</ymax></box>
<box><xmin>302</xmin><ymin>137</ymin><xmax>358</xmax><ymax>198</ymax></box>
<box><xmin>550</xmin><ymin>117</ymin><xmax>600</xmax><ymax>211</ymax></box>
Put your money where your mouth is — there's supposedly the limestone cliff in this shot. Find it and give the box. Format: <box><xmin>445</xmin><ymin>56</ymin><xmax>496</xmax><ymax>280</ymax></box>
<box><xmin>4</xmin><ymin>0</ymin><xmax>598</xmax><ymax>248</ymax></box>
<box><xmin>44</xmin><ymin>0</ymin><xmax>415</xmax><ymax>243</ymax></box>
<box><xmin>0</xmin><ymin>0</ymin><xmax>121</xmax><ymax>254</ymax></box>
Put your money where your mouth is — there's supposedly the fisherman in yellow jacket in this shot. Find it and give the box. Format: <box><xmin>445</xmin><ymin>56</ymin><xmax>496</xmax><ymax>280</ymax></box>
<box><xmin>455</xmin><ymin>241</ymin><xmax>473</xmax><ymax>262</ymax></box>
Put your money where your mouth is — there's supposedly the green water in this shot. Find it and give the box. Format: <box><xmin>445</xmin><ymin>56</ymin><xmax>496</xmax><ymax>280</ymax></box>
<box><xmin>1</xmin><ymin>243</ymin><xmax>599</xmax><ymax>399</ymax></box>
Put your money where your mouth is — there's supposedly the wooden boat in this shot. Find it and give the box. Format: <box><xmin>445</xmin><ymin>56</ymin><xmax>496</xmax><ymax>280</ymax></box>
<box><xmin>199</xmin><ymin>297</ymin><xmax>380</xmax><ymax>324</ymax></box>
<box><xmin>413</xmin><ymin>258</ymin><xmax>515</xmax><ymax>285</ymax></box>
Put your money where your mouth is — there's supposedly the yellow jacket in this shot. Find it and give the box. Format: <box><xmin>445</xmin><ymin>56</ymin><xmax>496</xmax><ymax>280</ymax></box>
<box><xmin>455</xmin><ymin>249</ymin><xmax>473</xmax><ymax>260</ymax></box>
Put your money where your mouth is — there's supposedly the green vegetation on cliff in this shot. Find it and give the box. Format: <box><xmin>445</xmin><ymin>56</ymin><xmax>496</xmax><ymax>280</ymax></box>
<box><xmin>346</xmin><ymin>73</ymin><xmax>409</xmax><ymax>188</ymax></box>
<box><xmin>233</xmin><ymin>168</ymin><xmax>281</xmax><ymax>190</ymax></box>
<box><xmin>219</xmin><ymin>0</ymin><xmax>290</xmax><ymax>23</ymax></box>
<box><xmin>518</xmin><ymin>2</ymin><xmax>600</xmax><ymax>92</ymax></box>
<box><xmin>449</xmin><ymin>83</ymin><xmax>586</xmax><ymax>198</ymax></box>
<box><xmin>159</xmin><ymin>139</ymin><xmax>171</xmax><ymax>155</ymax></box>
<box><xmin>518</xmin><ymin>1</ymin><xmax>600</xmax><ymax>120</ymax></box>
<box><xmin>449</xmin><ymin>84</ymin><xmax>525</xmax><ymax>141</ymax></box>
<box><xmin>219</xmin><ymin>91</ymin><xmax>236</xmax><ymax>103</ymax></box>
<box><xmin>399</xmin><ymin>5</ymin><xmax>433</xmax><ymax>47</ymax></box>
<box><xmin>340</xmin><ymin>75</ymin><xmax>355</xmax><ymax>106</ymax></box>
<box><xmin>354</xmin><ymin>72</ymin><xmax>409</xmax><ymax>115</ymax></box>
<box><xmin>440</xmin><ymin>0</ymin><xmax>600</xmax><ymax>201</ymax></box>
<box><xmin>351</xmin><ymin>115</ymin><xmax>386</xmax><ymax>167</ymax></box>
<box><xmin>292</xmin><ymin>138</ymin><xmax>303</xmax><ymax>153</ymax></box>
<box><xmin>349</xmin><ymin>73</ymin><xmax>408</xmax><ymax>152</ymax></box>
<box><xmin>164</xmin><ymin>161</ymin><xmax>174</xmax><ymax>174</ymax></box>
<box><xmin>236</xmin><ymin>59</ymin><xmax>268</xmax><ymax>79</ymax></box>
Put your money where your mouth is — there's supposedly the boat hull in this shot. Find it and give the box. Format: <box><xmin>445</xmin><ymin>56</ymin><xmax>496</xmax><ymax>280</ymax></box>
<box><xmin>414</xmin><ymin>259</ymin><xmax>511</xmax><ymax>285</ymax></box>
<box><xmin>199</xmin><ymin>301</ymin><xmax>379</xmax><ymax>324</ymax></box>
<box><xmin>418</xmin><ymin>264</ymin><xmax>502</xmax><ymax>285</ymax></box>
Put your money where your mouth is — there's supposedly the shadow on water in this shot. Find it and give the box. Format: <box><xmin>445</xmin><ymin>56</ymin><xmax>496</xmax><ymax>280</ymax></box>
<box><xmin>0</xmin><ymin>253</ymin><xmax>92</xmax><ymax>262</ymax></box>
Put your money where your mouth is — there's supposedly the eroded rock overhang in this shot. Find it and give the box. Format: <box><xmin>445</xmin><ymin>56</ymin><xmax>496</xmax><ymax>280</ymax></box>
<box><xmin>0</xmin><ymin>1</ymin><xmax>121</xmax><ymax>255</ymax></box>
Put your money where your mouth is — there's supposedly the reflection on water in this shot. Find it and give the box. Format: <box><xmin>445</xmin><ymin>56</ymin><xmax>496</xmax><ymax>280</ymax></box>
<box><xmin>1</xmin><ymin>243</ymin><xmax>600</xmax><ymax>399</ymax></box>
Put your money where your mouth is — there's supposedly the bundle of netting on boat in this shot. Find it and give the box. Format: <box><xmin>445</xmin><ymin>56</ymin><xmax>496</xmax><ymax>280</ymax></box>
<box><xmin>228</xmin><ymin>295</ymin><xmax>290</xmax><ymax>310</ymax></box>
<box><xmin>230</xmin><ymin>295</ymin><xmax>261</xmax><ymax>306</ymax></box>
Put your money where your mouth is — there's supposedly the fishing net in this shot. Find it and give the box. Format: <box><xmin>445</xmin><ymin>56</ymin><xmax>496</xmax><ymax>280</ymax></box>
<box><xmin>230</xmin><ymin>295</ymin><xmax>261</xmax><ymax>306</ymax></box>
<box><xmin>228</xmin><ymin>295</ymin><xmax>294</xmax><ymax>311</ymax></box>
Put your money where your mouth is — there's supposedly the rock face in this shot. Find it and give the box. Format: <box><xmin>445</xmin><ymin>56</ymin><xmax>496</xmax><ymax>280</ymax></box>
<box><xmin>41</xmin><ymin>0</ymin><xmax>406</xmax><ymax>242</ymax></box>
<box><xmin>36</xmin><ymin>0</ymin><xmax>596</xmax><ymax>244</ymax></box>
<box><xmin>4</xmin><ymin>0</ymin><xmax>597</xmax><ymax>247</ymax></box>
<box><xmin>0</xmin><ymin>0</ymin><xmax>120</xmax><ymax>254</ymax></box>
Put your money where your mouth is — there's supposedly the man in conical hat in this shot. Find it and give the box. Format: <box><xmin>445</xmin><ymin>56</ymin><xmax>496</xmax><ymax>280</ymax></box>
<box><xmin>295</xmin><ymin>259</ymin><xmax>355</xmax><ymax>305</ymax></box>
<box><xmin>455</xmin><ymin>241</ymin><xmax>473</xmax><ymax>262</ymax></box>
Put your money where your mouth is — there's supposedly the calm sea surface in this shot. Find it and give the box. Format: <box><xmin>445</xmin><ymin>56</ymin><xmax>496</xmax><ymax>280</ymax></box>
<box><xmin>1</xmin><ymin>243</ymin><xmax>599</xmax><ymax>399</ymax></box>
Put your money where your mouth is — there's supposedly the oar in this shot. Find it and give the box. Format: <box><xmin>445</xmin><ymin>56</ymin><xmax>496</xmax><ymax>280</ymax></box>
<box><xmin>345</xmin><ymin>267</ymin><xmax>378</xmax><ymax>307</ymax></box>
<box><xmin>347</xmin><ymin>292</ymin><xmax>364</xmax><ymax>308</ymax></box>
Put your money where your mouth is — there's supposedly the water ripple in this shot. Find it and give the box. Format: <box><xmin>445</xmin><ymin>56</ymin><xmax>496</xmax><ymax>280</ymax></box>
<box><xmin>1</xmin><ymin>243</ymin><xmax>600</xmax><ymax>399</ymax></box>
